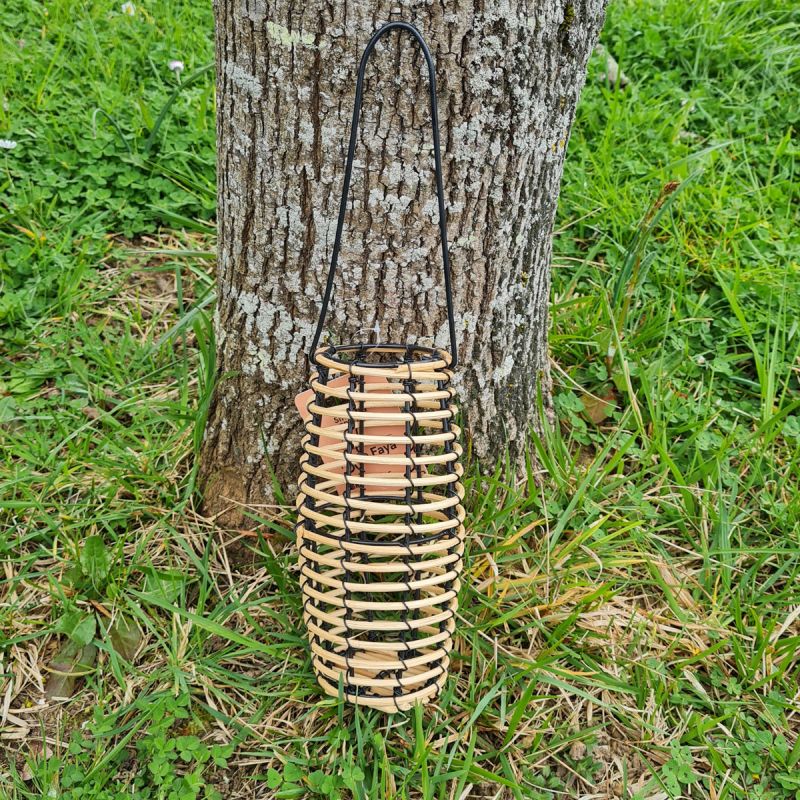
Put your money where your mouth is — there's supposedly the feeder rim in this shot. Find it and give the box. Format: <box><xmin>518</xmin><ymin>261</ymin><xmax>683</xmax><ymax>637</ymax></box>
<box><xmin>310</xmin><ymin>342</ymin><xmax>452</xmax><ymax>369</ymax></box>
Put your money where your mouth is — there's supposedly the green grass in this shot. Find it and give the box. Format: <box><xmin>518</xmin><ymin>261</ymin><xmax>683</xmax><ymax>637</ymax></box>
<box><xmin>1</xmin><ymin>0</ymin><xmax>799</xmax><ymax>798</ymax></box>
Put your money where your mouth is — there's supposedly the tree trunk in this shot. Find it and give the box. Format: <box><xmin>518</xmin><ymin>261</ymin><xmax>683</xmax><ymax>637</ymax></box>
<box><xmin>202</xmin><ymin>0</ymin><xmax>606</xmax><ymax>524</ymax></box>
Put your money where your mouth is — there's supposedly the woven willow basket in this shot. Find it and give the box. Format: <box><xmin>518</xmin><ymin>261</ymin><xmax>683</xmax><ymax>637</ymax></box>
<box><xmin>297</xmin><ymin>344</ymin><xmax>465</xmax><ymax>711</ymax></box>
<box><xmin>295</xmin><ymin>22</ymin><xmax>464</xmax><ymax>711</ymax></box>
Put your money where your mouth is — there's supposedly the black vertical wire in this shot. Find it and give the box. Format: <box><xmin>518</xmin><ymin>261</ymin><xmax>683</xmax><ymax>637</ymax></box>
<box><xmin>396</xmin><ymin>356</ymin><xmax>411</xmax><ymax>702</ymax></box>
<box><xmin>358</xmin><ymin>367</ymin><xmax>376</xmax><ymax>650</ymax></box>
<box><xmin>438</xmin><ymin>369</ymin><xmax>457</xmax><ymax>686</ymax></box>
<box><xmin>402</xmin><ymin>352</ymin><xmax>422</xmax><ymax>679</ymax></box>
<box><xmin>342</xmin><ymin>365</ymin><xmax>358</xmax><ymax>701</ymax></box>
<box><xmin>301</xmin><ymin>364</ymin><xmax>325</xmax><ymax>674</ymax></box>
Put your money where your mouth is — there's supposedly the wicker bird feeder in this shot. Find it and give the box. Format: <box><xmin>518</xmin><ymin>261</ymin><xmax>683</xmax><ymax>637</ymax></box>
<box><xmin>295</xmin><ymin>21</ymin><xmax>465</xmax><ymax>712</ymax></box>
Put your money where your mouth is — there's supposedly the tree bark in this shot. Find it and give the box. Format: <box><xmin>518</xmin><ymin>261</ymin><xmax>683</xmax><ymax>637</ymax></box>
<box><xmin>202</xmin><ymin>0</ymin><xmax>606</xmax><ymax>523</ymax></box>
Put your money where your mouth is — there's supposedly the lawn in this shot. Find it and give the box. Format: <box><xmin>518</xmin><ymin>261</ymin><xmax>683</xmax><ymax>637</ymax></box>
<box><xmin>1</xmin><ymin>0</ymin><xmax>799</xmax><ymax>798</ymax></box>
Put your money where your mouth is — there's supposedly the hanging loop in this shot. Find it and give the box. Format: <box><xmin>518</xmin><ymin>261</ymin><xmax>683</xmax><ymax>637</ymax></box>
<box><xmin>309</xmin><ymin>21</ymin><xmax>458</xmax><ymax>367</ymax></box>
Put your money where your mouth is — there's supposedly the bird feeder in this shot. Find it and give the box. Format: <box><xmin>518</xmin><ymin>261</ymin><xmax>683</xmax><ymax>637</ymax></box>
<box><xmin>295</xmin><ymin>21</ymin><xmax>465</xmax><ymax>712</ymax></box>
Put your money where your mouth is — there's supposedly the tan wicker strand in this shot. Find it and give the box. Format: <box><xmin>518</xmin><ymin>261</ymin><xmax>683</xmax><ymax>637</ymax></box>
<box><xmin>296</xmin><ymin>343</ymin><xmax>465</xmax><ymax>713</ymax></box>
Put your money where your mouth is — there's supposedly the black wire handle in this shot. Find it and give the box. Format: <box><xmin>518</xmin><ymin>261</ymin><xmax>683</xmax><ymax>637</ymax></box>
<box><xmin>309</xmin><ymin>20</ymin><xmax>458</xmax><ymax>368</ymax></box>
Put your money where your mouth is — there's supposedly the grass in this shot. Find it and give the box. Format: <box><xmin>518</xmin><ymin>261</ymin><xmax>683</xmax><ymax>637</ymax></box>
<box><xmin>1</xmin><ymin>0</ymin><xmax>799</xmax><ymax>797</ymax></box>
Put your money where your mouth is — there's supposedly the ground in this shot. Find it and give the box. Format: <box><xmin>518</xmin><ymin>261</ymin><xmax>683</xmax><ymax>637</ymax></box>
<box><xmin>1</xmin><ymin>0</ymin><xmax>799</xmax><ymax>798</ymax></box>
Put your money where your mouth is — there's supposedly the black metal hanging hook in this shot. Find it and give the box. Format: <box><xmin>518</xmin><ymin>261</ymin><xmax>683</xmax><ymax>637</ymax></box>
<box><xmin>308</xmin><ymin>20</ymin><xmax>458</xmax><ymax>367</ymax></box>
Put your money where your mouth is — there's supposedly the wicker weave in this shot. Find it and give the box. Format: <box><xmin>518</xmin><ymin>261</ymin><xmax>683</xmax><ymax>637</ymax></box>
<box><xmin>297</xmin><ymin>21</ymin><xmax>463</xmax><ymax>712</ymax></box>
<box><xmin>296</xmin><ymin>343</ymin><xmax>465</xmax><ymax>712</ymax></box>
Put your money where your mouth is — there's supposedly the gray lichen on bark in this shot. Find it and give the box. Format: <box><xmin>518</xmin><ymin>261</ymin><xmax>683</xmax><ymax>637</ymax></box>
<box><xmin>202</xmin><ymin>0</ymin><xmax>607</xmax><ymax>522</ymax></box>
